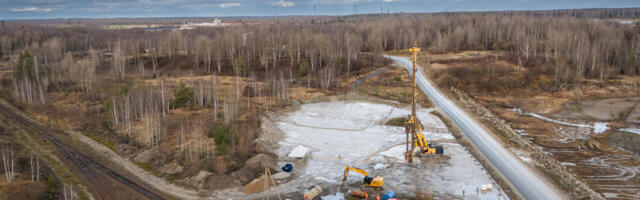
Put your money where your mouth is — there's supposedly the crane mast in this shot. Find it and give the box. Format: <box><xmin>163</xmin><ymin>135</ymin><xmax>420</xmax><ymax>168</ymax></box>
<box><xmin>405</xmin><ymin>42</ymin><xmax>443</xmax><ymax>163</ymax></box>
<box><xmin>405</xmin><ymin>42</ymin><xmax>420</xmax><ymax>163</ymax></box>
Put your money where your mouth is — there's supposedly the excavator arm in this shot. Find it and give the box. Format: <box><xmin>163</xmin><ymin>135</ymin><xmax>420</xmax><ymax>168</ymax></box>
<box><xmin>340</xmin><ymin>165</ymin><xmax>384</xmax><ymax>188</ymax></box>
<box><xmin>340</xmin><ymin>165</ymin><xmax>368</xmax><ymax>185</ymax></box>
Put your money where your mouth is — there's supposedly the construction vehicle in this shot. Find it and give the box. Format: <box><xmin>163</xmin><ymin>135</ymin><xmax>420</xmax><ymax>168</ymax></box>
<box><xmin>405</xmin><ymin>42</ymin><xmax>443</xmax><ymax>163</ymax></box>
<box><xmin>407</xmin><ymin>116</ymin><xmax>444</xmax><ymax>155</ymax></box>
<box><xmin>339</xmin><ymin>165</ymin><xmax>384</xmax><ymax>188</ymax></box>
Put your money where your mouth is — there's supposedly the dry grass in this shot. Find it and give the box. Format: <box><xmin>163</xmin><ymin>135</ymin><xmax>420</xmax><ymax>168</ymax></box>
<box><xmin>0</xmin><ymin>181</ymin><xmax>48</xmax><ymax>200</ymax></box>
<box><xmin>288</xmin><ymin>87</ymin><xmax>327</xmax><ymax>101</ymax></box>
<box><xmin>357</xmin><ymin>66</ymin><xmax>433</xmax><ymax>107</ymax></box>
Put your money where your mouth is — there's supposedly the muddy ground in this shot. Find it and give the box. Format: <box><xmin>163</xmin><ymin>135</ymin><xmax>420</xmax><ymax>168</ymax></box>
<box><xmin>480</xmin><ymin>97</ymin><xmax>640</xmax><ymax>199</ymax></box>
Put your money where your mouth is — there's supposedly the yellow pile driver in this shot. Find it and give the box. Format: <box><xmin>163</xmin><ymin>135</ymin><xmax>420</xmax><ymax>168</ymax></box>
<box><xmin>339</xmin><ymin>165</ymin><xmax>384</xmax><ymax>188</ymax></box>
<box><xmin>405</xmin><ymin>42</ymin><xmax>444</xmax><ymax>163</ymax></box>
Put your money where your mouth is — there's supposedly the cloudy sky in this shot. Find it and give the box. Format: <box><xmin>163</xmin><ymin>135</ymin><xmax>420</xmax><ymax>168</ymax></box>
<box><xmin>1</xmin><ymin>0</ymin><xmax>638</xmax><ymax>19</ymax></box>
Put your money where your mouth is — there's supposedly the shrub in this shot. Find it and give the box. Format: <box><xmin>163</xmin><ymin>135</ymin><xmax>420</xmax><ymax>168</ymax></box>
<box><xmin>101</xmin><ymin>99</ymin><xmax>113</xmax><ymax>128</ymax></box>
<box><xmin>170</xmin><ymin>82</ymin><xmax>194</xmax><ymax>109</ymax></box>
<box><xmin>214</xmin><ymin>125</ymin><xmax>235</xmax><ymax>154</ymax></box>
<box><xmin>14</xmin><ymin>51</ymin><xmax>35</xmax><ymax>80</ymax></box>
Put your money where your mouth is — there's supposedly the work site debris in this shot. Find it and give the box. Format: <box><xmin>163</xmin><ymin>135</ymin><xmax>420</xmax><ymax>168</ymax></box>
<box><xmin>242</xmin><ymin>174</ymin><xmax>275</xmax><ymax>194</ymax></box>
<box><xmin>351</xmin><ymin>190</ymin><xmax>368</xmax><ymax>198</ymax></box>
<box><xmin>304</xmin><ymin>185</ymin><xmax>323</xmax><ymax>200</ymax></box>
<box><xmin>271</xmin><ymin>172</ymin><xmax>291</xmax><ymax>180</ymax></box>
<box><xmin>321</xmin><ymin>192</ymin><xmax>345</xmax><ymax>200</ymax></box>
<box><xmin>282</xmin><ymin>163</ymin><xmax>293</xmax><ymax>172</ymax></box>
<box><xmin>481</xmin><ymin>184</ymin><xmax>493</xmax><ymax>191</ymax></box>
<box><xmin>288</xmin><ymin>145</ymin><xmax>310</xmax><ymax>158</ymax></box>
<box><xmin>382</xmin><ymin>190</ymin><xmax>396</xmax><ymax>200</ymax></box>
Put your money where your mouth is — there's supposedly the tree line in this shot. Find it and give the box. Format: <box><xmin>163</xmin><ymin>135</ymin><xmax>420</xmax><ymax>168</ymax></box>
<box><xmin>1</xmin><ymin>8</ymin><xmax>639</xmax><ymax>166</ymax></box>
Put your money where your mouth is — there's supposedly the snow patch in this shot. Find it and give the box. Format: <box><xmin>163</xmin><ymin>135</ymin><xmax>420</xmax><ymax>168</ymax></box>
<box><xmin>513</xmin><ymin>108</ymin><xmax>609</xmax><ymax>134</ymax></box>
<box><xmin>374</xmin><ymin>163</ymin><xmax>388</xmax><ymax>170</ymax></box>
<box><xmin>314</xmin><ymin>177</ymin><xmax>337</xmax><ymax>184</ymax></box>
<box><xmin>619</xmin><ymin>128</ymin><xmax>640</xmax><ymax>135</ymax></box>
<box><xmin>288</xmin><ymin>145</ymin><xmax>309</xmax><ymax>158</ymax></box>
<box><xmin>514</xmin><ymin>129</ymin><xmax>528</xmax><ymax>136</ymax></box>
<box><xmin>593</xmin><ymin>122</ymin><xmax>608</xmax><ymax>134</ymax></box>
<box><xmin>518</xmin><ymin>156</ymin><xmax>532</xmax><ymax>163</ymax></box>
<box><xmin>379</xmin><ymin>145</ymin><xmax>406</xmax><ymax>160</ymax></box>
<box><xmin>602</xmin><ymin>192</ymin><xmax>618</xmax><ymax>198</ymax></box>
<box><xmin>321</xmin><ymin>192</ymin><xmax>345</xmax><ymax>200</ymax></box>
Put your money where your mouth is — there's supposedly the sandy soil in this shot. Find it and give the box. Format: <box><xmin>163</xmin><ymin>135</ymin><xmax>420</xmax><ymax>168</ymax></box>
<box><xmin>553</xmin><ymin>97</ymin><xmax>640</xmax><ymax>122</ymax></box>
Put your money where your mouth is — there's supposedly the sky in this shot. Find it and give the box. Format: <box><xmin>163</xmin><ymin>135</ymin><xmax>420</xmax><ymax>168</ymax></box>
<box><xmin>1</xmin><ymin>0</ymin><xmax>639</xmax><ymax>20</ymax></box>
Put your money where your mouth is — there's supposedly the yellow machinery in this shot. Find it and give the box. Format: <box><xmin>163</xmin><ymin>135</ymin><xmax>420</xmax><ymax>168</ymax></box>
<box><xmin>405</xmin><ymin>42</ymin><xmax>444</xmax><ymax>163</ymax></box>
<box><xmin>339</xmin><ymin>165</ymin><xmax>384</xmax><ymax>188</ymax></box>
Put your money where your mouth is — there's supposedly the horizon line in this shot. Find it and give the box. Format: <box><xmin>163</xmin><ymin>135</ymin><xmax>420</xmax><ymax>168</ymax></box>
<box><xmin>2</xmin><ymin>7</ymin><xmax>639</xmax><ymax>21</ymax></box>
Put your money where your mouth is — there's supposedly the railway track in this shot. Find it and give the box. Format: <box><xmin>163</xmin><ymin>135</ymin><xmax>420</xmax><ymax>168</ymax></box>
<box><xmin>0</xmin><ymin>101</ymin><xmax>166</xmax><ymax>200</ymax></box>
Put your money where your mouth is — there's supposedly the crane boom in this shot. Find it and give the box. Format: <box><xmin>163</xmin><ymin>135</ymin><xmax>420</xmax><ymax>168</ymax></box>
<box><xmin>405</xmin><ymin>42</ymin><xmax>443</xmax><ymax>163</ymax></box>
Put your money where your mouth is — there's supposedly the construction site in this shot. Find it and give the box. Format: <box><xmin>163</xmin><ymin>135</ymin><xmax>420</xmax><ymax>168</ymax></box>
<box><xmin>238</xmin><ymin>45</ymin><xmax>507</xmax><ymax>199</ymax></box>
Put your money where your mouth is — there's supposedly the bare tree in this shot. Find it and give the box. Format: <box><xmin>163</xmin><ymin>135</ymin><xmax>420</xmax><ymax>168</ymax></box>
<box><xmin>2</xmin><ymin>149</ymin><xmax>14</xmax><ymax>184</ymax></box>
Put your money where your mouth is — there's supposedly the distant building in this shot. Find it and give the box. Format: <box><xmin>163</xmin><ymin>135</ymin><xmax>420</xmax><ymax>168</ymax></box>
<box><xmin>179</xmin><ymin>18</ymin><xmax>262</xmax><ymax>30</ymax></box>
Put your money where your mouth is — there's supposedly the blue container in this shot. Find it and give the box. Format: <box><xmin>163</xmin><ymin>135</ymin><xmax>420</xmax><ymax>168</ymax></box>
<box><xmin>282</xmin><ymin>163</ymin><xmax>293</xmax><ymax>172</ymax></box>
<box><xmin>382</xmin><ymin>190</ymin><xmax>395</xmax><ymax>200</ymax></box>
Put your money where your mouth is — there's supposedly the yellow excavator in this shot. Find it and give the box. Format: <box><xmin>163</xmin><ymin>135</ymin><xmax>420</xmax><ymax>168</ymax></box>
<box><xmin>405</xmin><ymin>42</ymin><xmax>443</xmax><ymax>163</ymax></box>
<box><xmin>339</xmin><ymin>165</ymin><xmax>384</xmax><ymax>188</ymax></box>
<box><xmin>407</xmin><ymin>116</ymin><xmax>444</xmax><ymax>155</ymax></box>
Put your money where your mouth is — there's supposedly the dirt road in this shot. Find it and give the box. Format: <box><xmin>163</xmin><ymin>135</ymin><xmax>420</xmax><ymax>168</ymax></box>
<box><xmin>386</xmin><ymin>55</ymin><xmax>565</xmax><ymax>200</ymax></box>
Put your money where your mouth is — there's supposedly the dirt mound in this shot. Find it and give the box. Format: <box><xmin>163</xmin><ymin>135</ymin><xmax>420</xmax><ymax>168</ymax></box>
<box><xmin>181</xmin><ymin>158</ymin><xmax>215</xmax><ymax>178</ymax></box>
<box><xmin>585</xmin><ymin>141</ymin><xmax>602</xmax><ymax>151</ymax></box>
<box><xmin>158</xmin><ymin>161</ymin><xmax>184</xmax><ymax>175</ymax></box>
<box><xmin>255</xmin><ymin>114</ymin><xmax>285</xmax><ymax>155</ymax></box>
<box><xmin>607</xmin><ymin>131</ymin><xmax>640</xmax><ymax>154</ymax></box>
<box><xmin>205</xmin><ymin>173</ymin><xmax>239</xmax><ymax>190</ymax></box>
<box><xmin>242</xmin><ymin>86</ymin><xmax>255</xmax><ymax>97</ymax></box>
<box><xmin>242</xmin><ymin>174</ymin><xmax>276</xmax><ymax>195</ymax></box>
<box><xmin>385</xmin><ymin>117</ymin><xmax>408</xmax><ymax>127</ymax></box>
<box><xmin>231</xmin><ymin>153</ymin><xmax>278</xmax><ymax>184</ymax></box>
<box><xmin>134</xmin><ymin>147</ymin><xmax>158</xmax><ymax>163</ymax></box>
<box><xmin>182</xmin><ymin>171</ymin><xmax>212</xmax><ymax>189</ymax></box>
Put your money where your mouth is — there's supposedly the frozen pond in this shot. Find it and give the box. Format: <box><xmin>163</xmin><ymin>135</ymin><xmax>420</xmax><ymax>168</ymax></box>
<box><xmin>275</xmin><ymin>101</ymin><xmax>507</xmax><ymax>199</ymax></box>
